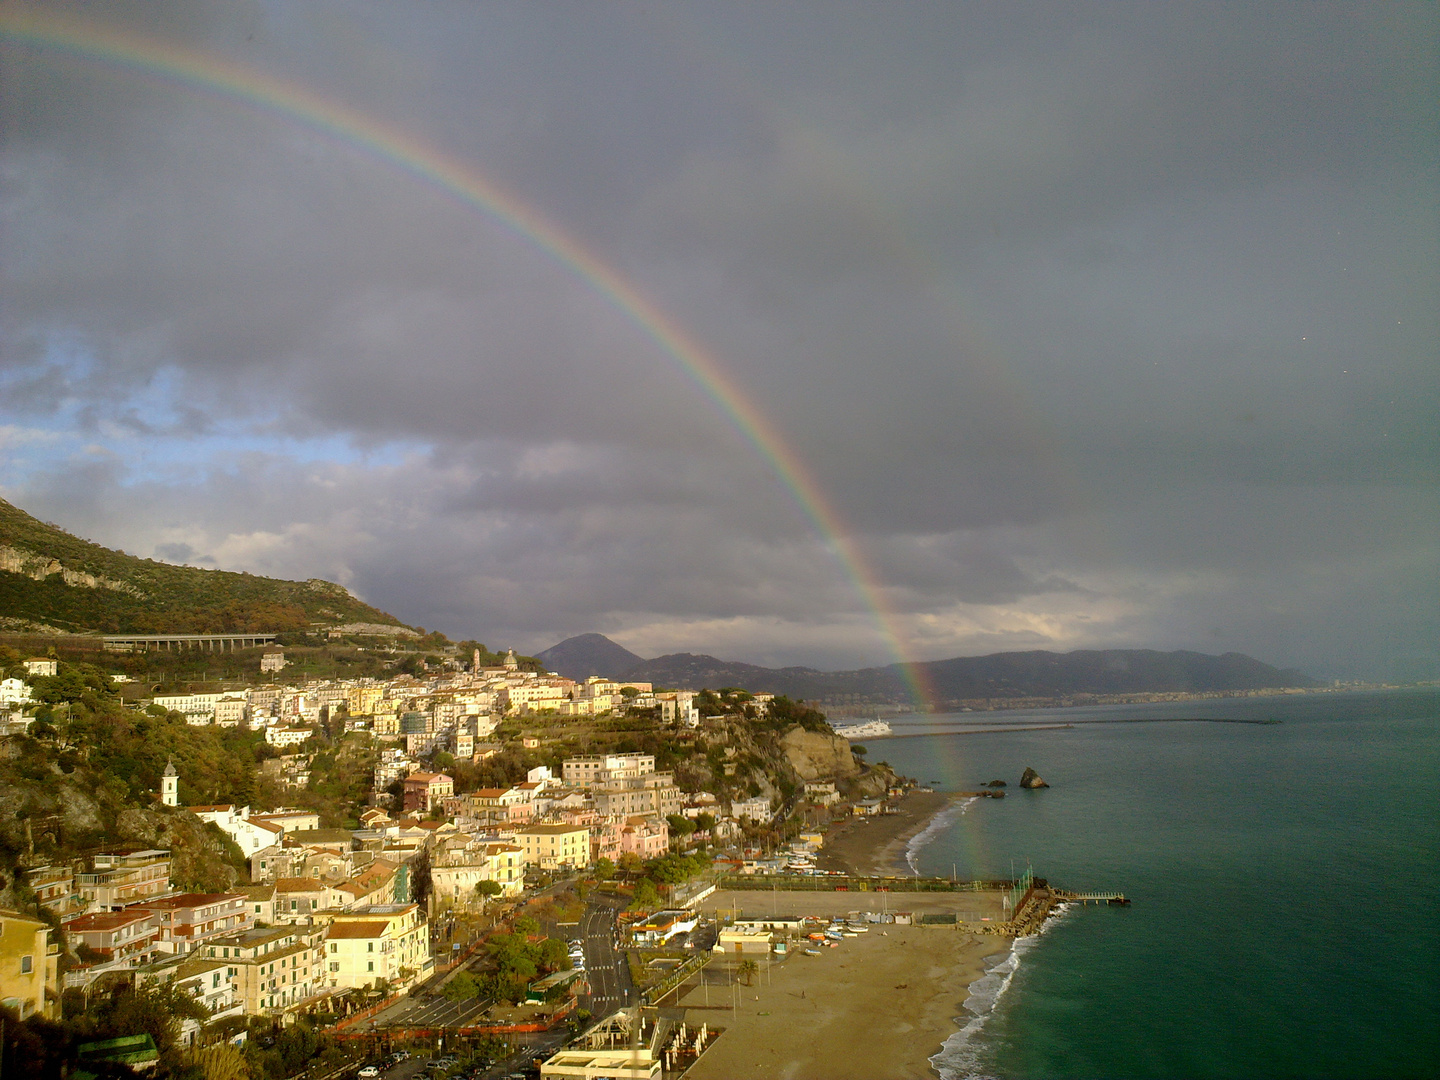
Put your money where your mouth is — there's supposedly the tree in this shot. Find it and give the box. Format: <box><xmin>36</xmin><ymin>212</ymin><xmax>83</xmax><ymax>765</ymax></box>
<box><xmin>694</xmin><ymin>812</ymin><xmax>716</xmax><ymax>833</ymax></box>
<box><xmin>444</xmin><ymin>972</ymin><xmax>480</xmax><ymax>1001</ymax></box>
<box><xmin>631</xmin><ymin>878</ymin><xmax>660</xmax><ymax>910</ymax></box>
<box><xmin>191</xmin><ymin>1042</ymin><xmax>250</xmax><ymax>1080</ymax></box>
<box><xmin>410</xmin><ymin>848</ymin><xmax>432</xmax><ymax>906</ymax></box>
<box><xmin>737</xmin><ymin>959</ymin><xmax>760</xmax><ymax>986</ymax></box>
<box><xmin>594</xmin><ymin>857</ymin><xmax>615</xmax><ymax>880</ymax></box>
<box><xmin>475</xmin><ymin>880</ymin><xmax>503</xmax><ymax>899</ymax></box>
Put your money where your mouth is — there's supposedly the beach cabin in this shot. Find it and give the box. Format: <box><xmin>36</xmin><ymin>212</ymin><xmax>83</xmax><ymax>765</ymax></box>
<box><xmin>716</xmin><ymin>928</ymin><xmax>772</xmax><ymax>955</ymax></box>
<box><xmin>732</xmin><ymin>914</ymin><xmax>805</xmax><ymax>934</ymax></box>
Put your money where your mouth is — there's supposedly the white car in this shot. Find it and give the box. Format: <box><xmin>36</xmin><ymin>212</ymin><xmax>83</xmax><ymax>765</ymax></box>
<box><xmin>358</xmin><ymin>1068</ymin><xmax>381</xmax><ymax>1079</ymax></box>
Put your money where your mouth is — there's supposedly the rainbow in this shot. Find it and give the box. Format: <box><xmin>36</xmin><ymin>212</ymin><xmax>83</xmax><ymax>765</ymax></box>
<box><xmin>1</xmin><ymin>9</ymin><xmax>941</xmax><ymax>709</ymax></box>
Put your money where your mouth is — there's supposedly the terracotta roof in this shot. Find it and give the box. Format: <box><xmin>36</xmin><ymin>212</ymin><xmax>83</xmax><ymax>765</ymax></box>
<box><xmin>274</xmin><ymin>878</ymin><xmax>326</xmax><ymax>893</ymax></box>
<box><xmin>325</xmin><ymin>921</ymin><xmax>389</xmax><ymax>940</ymax></box>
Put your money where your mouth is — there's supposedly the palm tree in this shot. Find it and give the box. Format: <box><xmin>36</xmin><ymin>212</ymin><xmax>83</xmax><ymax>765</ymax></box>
<box><xmin>737</xmin><ymin>959</ymin><xmax>759</xmax><ymax>986</ymax></box>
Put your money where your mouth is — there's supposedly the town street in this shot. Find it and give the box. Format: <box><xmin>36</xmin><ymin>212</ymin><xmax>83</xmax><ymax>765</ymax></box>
<box><xmin>576</xmin><ymin>891</ymin><xmax>634</xmax><ymax>1018</ymax></box>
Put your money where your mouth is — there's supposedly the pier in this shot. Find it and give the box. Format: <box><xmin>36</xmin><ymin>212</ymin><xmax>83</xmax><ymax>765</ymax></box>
<box><xmin>1053</xmin><ymin>889</ymin><xmax>1130</xmax><ymax>905</ymax></box>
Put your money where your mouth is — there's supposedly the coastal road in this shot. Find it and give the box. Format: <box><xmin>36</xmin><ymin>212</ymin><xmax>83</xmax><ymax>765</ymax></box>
<box><xmin>577</xmin><ymin>892</ymin><xmax>634</xmax><ymax>1018</ymax></box>
<box><xmin>367</xmin><ymin>989</ymin><xmax>495</xmax><ymax>1031</ymax></box>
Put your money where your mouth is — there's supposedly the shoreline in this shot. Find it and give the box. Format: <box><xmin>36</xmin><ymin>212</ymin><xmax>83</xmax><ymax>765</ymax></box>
<box><xmin>686</xmin><ymin>889</ymin><xmax>1013</xmax><ymax>1080</ymax></box>
<box><xmin>816</xmin><ymin>789</ymin><xmax>969</xmax><ymax>877</ymax></box>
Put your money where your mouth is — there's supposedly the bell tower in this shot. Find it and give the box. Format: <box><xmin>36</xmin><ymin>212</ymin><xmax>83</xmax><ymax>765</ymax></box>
<box><xmin>161</xmin><ymin>759</ymin><xmax>179</xmax><ymax>807</ymax></box>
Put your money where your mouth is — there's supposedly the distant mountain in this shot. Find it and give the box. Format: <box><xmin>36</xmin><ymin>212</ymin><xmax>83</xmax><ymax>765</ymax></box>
<box><xmin>621</xmin><ymin>648</ymin><xmax>1316</xmax><ymax>703</ymax></box>
<box><xmin>0</xmin><ymin>497</ymin><xmax>414</xmax><ymax>636</ymax></box>
<box><xmin>537</xmin><ymin>633</ymin><xmax>646</xmax><ymax>680</ymax></box>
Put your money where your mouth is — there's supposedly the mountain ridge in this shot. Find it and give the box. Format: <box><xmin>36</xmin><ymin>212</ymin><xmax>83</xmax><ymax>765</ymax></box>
<box><xmin>615</xmin><ymin>646</ymin><xmax>1316</xmax><ymax>704</ymax></box>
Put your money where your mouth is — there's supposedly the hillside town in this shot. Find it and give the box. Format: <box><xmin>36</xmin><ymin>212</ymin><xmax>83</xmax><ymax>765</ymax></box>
<box><xmin>0</xmin><ymin>640</ymin><xmax>904</xmax><ymax>1078</ymax></box>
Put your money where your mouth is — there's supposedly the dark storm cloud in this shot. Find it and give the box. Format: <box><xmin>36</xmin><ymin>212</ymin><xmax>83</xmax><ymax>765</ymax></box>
<box><xmin>1</xmin><ymin>1</ymin><xmax>1435</xmax><ymax>678</ymax></box>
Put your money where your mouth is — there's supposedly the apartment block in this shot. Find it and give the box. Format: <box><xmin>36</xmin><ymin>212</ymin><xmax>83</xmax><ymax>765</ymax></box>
<box><xmin>324</xmin><ymin>904</ymin><xmax>430</xmax><ymax>991</ymax></box>
<box><xmin>77</xmin><ymin>849</ymin><xmax>171</xmax><ymax>910</ymax></box>
<box><xmin>513</xmin><ymin>824</ymin><xmax>591</xmax><ymax>870</ymax></box>
<box><xmin>203</xmin><ymin>924</ymin><xmax>327</xmax><ymax>1015</ymax></box>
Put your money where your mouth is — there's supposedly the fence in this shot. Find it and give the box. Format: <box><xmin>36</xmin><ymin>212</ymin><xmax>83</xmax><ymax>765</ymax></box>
<box><xmin>642</xmin><ymin>952</ymin><xmax>713</xmax><ymax>1006</ymax></box>
<box><xmin>714</xmin><ymin>874</ymin><xmax>1016</xmax><ymax>893</ymax></box>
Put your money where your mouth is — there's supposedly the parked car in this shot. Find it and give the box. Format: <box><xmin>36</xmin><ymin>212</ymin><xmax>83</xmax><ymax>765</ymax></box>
<box><xmin>357</xmin><ymin>1068</ymin><xmax>381</xmax><ymax>1079</ymax></box>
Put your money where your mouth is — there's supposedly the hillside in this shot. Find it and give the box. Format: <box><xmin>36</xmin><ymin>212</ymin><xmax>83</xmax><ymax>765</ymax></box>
<box><xmin>536</xmin><ymin>633</ymin><xmax>646</xmax><ymax>680</ymax></box>
<box><xmin>622</xmin><ymin>648</ymin><xmax>1317</xmax><ymax>705</ymax></box>
<box><xmin>0</xmin><ymin>497</ymin><xmax>413</xmax><ymax>635</ymax></box>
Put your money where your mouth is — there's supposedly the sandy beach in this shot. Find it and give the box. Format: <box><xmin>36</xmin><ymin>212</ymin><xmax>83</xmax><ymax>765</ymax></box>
<box><xmin>679</xmin><ymin>889</ymin><xmax>1011</xmax><ymax>1080</ymax></box>
<box><xmin>816</xmin><ymin>790</ymin><xmax>963</xmax><ymax>877</ymax></box>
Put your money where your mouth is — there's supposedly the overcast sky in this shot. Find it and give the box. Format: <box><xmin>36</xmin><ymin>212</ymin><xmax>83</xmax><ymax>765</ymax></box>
<box><xmin>2</xmin><ymin>1</ymin><xmax>1435</xmax><ymax>680</ymax></box>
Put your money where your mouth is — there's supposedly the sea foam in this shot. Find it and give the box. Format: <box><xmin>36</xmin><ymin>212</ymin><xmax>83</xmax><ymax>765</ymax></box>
<box><xmin>930</xmin><ymin>902</ymin><xmax>1072</xmax><ymax>1080</ymax></box>
<box><xmin>905</xmin><ymin>796</ymin><xmax>978</xmax><ymax>875</ymax></box>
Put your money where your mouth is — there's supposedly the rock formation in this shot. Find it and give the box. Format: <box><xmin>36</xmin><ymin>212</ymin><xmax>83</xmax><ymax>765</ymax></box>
<box><xmin>1019</xmin><ymin>767</ymin><xmax>1049</xmax><ymax>789</ymax></box>
<box><xmin>780</xmin><ymin>726</ymin><xmax>860</xmax><ymax>780</ymax></box>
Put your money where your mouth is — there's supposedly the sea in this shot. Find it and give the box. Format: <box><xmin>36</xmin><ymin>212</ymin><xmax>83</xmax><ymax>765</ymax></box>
<box><xmin>869</xmin><ymin>688</ymin><xmax>1440</xmax><ymax>1080</ymax></box>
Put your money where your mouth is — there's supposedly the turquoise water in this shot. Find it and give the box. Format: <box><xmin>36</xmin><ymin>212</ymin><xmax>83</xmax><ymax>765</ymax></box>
<box><xmin>873</xmin><ymin>689</ymin><xmax>1440</xmax><ymax>1080</ymax></box>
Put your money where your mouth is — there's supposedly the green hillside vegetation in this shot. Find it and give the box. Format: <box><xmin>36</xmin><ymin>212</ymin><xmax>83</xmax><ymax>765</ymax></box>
<box><xmin>0</xmin><ymin>648</ymin><xmax>382</xmax><ymax>915</ymax></box>
<box><xmin>0</xmin><ymin>496</ymin><xmax>410</xmax><ymax>634</ymax></box>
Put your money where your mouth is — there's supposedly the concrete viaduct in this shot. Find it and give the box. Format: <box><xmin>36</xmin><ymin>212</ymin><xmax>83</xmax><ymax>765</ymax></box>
<box><xmin>102</xmin><ymin>633</ymin><xmax>279</xmax><ymax>653</ymax></box>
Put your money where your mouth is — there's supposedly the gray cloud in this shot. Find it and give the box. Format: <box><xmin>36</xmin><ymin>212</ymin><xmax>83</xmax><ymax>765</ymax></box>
<box><xmin>1</xmin><ymin>1</ymin><xmax>1435</xmax><ymax>680</ymax></box>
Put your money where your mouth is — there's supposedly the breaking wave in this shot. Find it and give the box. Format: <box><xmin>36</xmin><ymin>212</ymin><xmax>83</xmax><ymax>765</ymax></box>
<box><xmin>905</xmin><ymin>796</ymin><xmax>977</xmax><ymax>875</ymax></box>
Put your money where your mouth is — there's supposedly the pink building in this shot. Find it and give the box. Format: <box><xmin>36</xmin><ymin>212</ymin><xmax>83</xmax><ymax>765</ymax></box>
<box><xmin>619</xmin><ymin>815</ymin><xmax>669</xmax><ymax>859</ymax></box>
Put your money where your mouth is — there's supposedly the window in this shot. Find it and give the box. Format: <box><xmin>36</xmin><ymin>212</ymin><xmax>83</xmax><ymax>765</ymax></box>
<box><xmin>330</xmin><ymin>962</ymin><xmax>339</xmax><ymax>972</ymax></box>
<box><xmin>20</xmin><ymin>955</ymin><xmax>33</xmax><ymax>974</ymax></box>
<box><xmin>367</xmin><ymin>961</ymin><xmax>374</xmax><ymax>972</ymax></box>
<box><xmin>367</xmin><ymin>942</ymin><xmax>374</xmax><ymax>952</ymax></box>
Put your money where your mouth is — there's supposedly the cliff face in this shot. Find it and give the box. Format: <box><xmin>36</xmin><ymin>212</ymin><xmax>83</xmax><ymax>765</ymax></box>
<box><xmin>780</xmin><ymin>726</ymin><xmax>859</xmax><ymax>781</ymax></box>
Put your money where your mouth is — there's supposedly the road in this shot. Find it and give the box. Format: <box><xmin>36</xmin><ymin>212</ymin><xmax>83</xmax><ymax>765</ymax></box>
<box><xmin>366</xmin><ymin>989</ymin><xmax>494</xmax><ymax>1031</ymax></box>
<box><xmin>576</xmin><ymin>892</ymin><xmax>634</xmax><ymax>1018</ymax></box>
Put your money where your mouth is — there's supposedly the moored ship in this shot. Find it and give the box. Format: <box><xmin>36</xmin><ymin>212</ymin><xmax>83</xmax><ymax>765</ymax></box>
<box><xmin>833</xmin><ymin>719</ymin><xmax>893</xmax><ymax>739</ymax></box>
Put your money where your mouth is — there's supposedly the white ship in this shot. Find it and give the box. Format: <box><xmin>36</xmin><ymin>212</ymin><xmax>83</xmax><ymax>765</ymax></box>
<box><xmin>834</xmin><ymin>719</ymin><xmax>893</xmax><ymax>739</ymax></box>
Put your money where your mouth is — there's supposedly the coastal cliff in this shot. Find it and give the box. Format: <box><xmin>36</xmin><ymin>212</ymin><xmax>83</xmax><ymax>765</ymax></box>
<box><xmin>780</xmin><ymin>725</ymin><xmax>859</xmax><ymax>781</ymax></box>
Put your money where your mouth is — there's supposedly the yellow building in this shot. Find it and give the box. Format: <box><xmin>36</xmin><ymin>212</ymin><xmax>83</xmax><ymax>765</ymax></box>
<box><xmin>201</xmin><ymin>924</ymin><xmax>327</xmax><ymax>1016</ymax></box>
<box><xmin>0</xmin><ymin>910</ymin><xmax>59</xmax><ymax>1020</ymax></box>
<box><xmin>514</xmin><ymin>824</ymin><xmax>591</xmax><ymax>870</ymax></box>
<box><xmin>324</xmin><ymin>904</ymin><xmax>431</xmax><ymax>991</ymax></box>
<box><xmin>430</xmin><ymin>843</ymin><xmax>525</xmax><ymax>908</ymax></box>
